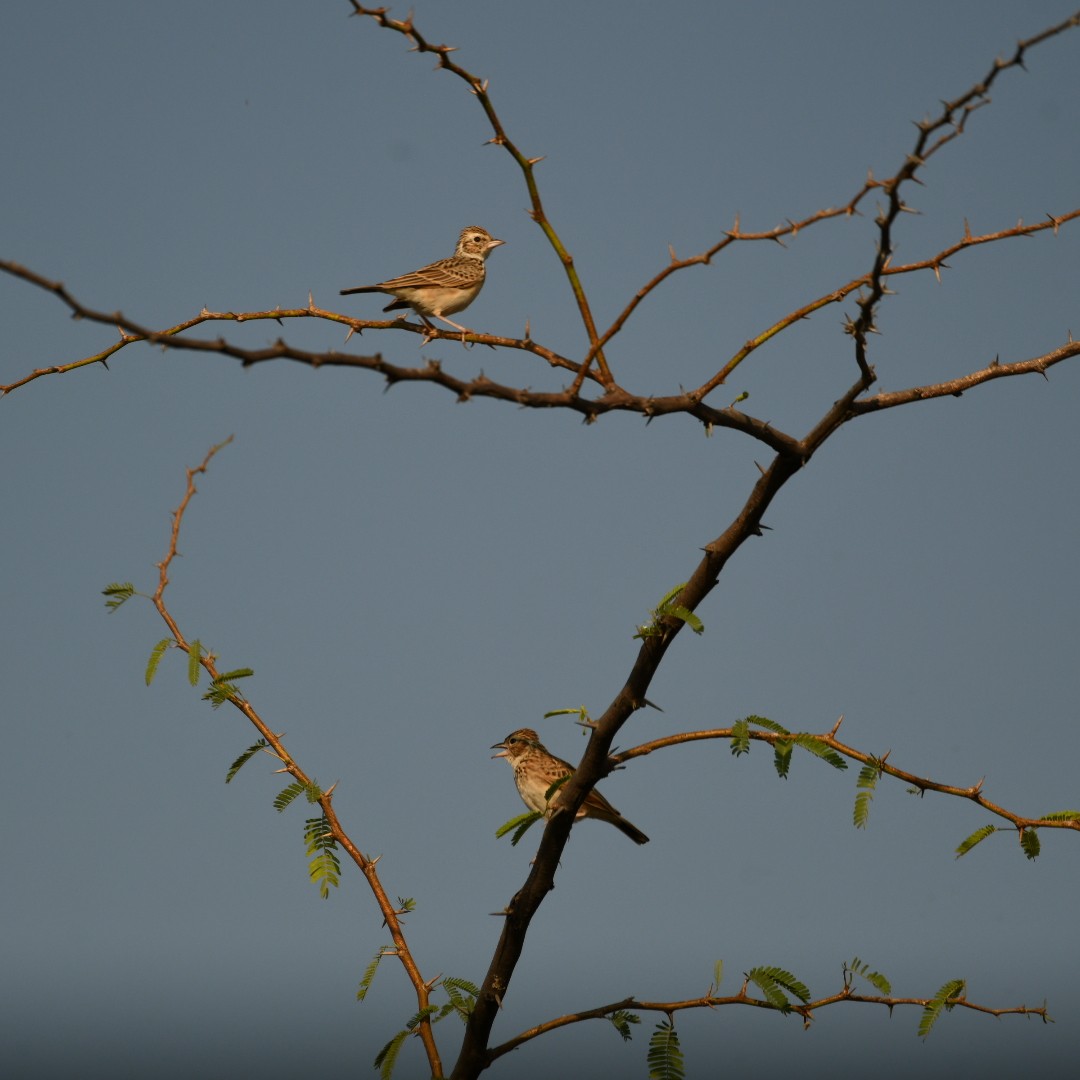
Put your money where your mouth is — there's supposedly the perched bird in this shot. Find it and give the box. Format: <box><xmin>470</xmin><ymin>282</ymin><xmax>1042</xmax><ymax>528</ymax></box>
<box><xmin>491</xmin><ymin>728</ymin><xmax>650</xmax><ymax>845</ymax></box>
<box><xmin>340</xmin><ymin>225</ymin><xmax>504</xmax><ymax>341</ymax></box>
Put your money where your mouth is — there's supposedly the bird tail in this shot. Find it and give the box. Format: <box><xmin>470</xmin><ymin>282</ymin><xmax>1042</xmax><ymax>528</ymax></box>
<box><xmin>614</xmin><ymin>818</ymin><xmax>650</xmax><ymax>845</ymax></box>
<box><xmin>339</xmin><ymin>285</ymin><xmax>382</xmax><ymax>296</ymax></box>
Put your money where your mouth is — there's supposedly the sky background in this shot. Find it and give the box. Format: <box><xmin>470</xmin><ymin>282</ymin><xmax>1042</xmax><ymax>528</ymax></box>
<box><xmin>2</xmin><ymin>3</ymin><xmax>1079</xmax><ymax>1077</ymax></box>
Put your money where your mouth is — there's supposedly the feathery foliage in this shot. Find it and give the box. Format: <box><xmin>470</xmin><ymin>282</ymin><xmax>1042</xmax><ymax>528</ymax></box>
<box><xmin>273</xmin><ymin>780</ymin><xmax>307</xmax><ymax>812</ymax></box>
<box><xmin>792</xmin><ymin>733</ymin><xmax>847</xmax><ymax>770</ymax></box>
<box><xmin>918</xmin><ymin>978</ymin><xmax>965</xmax><ymax>1039</ymax></box>
<box><xmin>144</xmin><ymin>638</ymin><xmax>172</xmax><ymax>685</ymax></box>
<box><xmin>635</xmin><ymin>582</ymin><xmax>704</xmax><ymax>639</ymax></box>
<box><xmin>853</xmin><ymin>760</ymin><xmax>881</xmax><ymax>829</ymax></box>
<box><xmin>496</xmin><ymin>810</ymin><xmax>543</xmax><ymax>845</ymax></box>
<box><xmin>357</xmin><ymin>946</ymin><xmax>394</xmax><ymax>1002</ymax></box>
<box><xmin>187</xmin><ymin>640</ymin><xmax>203</xmax><ymax>686</ymax></box>
<box><xmin>608</xmin><ymin>1009</ymin><xmax>641</xmax><ymax>1042</ymax></box>
<box><xmin>225</xmin><ymin>738</ymin><xmax>269</xmax><ymax>784</ymax></box>
<box><xmin>773</xmin><ymin>737</ymin><xmax>794</xmax><ymax>779</ymax></box>
<box><xmin>955</xmin><ymin>823</ymin><xmax>998</xmax><ymax>859</ymax></box>
<box><xmin>746</xmin><ymin>714</ymin><xmax>787</xmax><ymax>734</ymax></box>
<box><xmin>375</xmin><ymin>1006</ymin><xmax>439</xmax><ymax>1079</ymax></box>
<box><xmin>441</xmin><ymin>977</ymin><xmax>479</xmax><ymax>1022</ymax></box>
<box><xmin>647</xmin><ymin>1019</ymin><xmax>685</xmax><ymax>1080</ymax></box>
<box><xmin>729</xmin><ymin>718</ymin><xmax>751</xmax><ymax>756</ymax></box>
<box><xmin>304</xmin><ymin>815</ymin><xmax>340</xmax><ymax>898</ymax></box>
<box><xmin>846</xmin><ymin>956</ymin><xmax>892</xmax><ymax>996</ymax></box>
<box><xmin>747</xmin><ymin>966</ymin><xmax>811</xmax><ymax>1013</ymax></box>
<box><xmin>373</xmin><ymin>1026</ymin><xmax>410</xmax><ymax>1080</ymax></box>
<box><xmin>1039</xmin><ymin>809</ymin><xmax>1080</xmax><ymax>821</ymax></box>
<box><xmin>201</xmin><ymin>667</ymin><xmax>253</xmax><ymax>708</ymax></box>
<box><xmin>1020</xmin><ymin>829</ymin><xmax>1041</xmax><ymax>860</ymax></box>
<box><xmin>102</xmin><ymin>582</ymin><xmax>136</xmax><ymax>612</ymax></box>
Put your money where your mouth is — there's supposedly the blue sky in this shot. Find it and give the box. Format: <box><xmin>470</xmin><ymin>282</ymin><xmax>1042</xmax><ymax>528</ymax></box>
<box><xmin>3</xmin><ymin>3</ymin><xmax>1079</xmax><ymax>1077</ymax></box>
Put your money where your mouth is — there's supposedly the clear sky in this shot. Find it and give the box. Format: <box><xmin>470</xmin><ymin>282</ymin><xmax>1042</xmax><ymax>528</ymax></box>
<box><xmin>3</xmin><ymin>3</ymin><xmax>1079</xmax><ymax>1078</ymax></box>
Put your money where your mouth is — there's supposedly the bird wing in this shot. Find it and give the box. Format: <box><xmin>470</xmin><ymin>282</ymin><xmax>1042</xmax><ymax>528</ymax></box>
<box><xmin>376</xmin><ymin>256</ymin><xmax>480</xmax><ymax>291</ymax></box>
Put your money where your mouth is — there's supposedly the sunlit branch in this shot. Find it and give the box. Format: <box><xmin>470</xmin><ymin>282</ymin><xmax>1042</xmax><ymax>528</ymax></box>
<box><xmin>346</xmin><ymin>3</ymin><xmax>613</xmax><ymax>387</ymax></box>
<box><xmin>147</xmin><ymin>439</ymin><xmax>443</xmax><ymax>1078</ymax></box>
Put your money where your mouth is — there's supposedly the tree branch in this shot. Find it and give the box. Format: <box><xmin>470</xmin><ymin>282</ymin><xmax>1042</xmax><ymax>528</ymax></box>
<box><xmin>146</xmin><ymin>439</ymin><xmax>444</xmax><ymax>1078</ymax></box>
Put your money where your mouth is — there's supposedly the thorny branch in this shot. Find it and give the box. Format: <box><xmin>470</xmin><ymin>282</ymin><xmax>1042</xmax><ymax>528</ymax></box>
<box><xmin>490</xmin><ymin>980</ymin><xmax>1050</xmax><ymax>1061</ymax></box>
<box><xmin>149</xmin><ymin>439</ymin><xmax>444</xmax><ymax>1077</ymax></box>
<box><xmin>4</xmin><ymin>7</ymin><xmax>1079</xmax><ymax>1080</ymax></box>
<box><xmin>617</xmin><ymin>721</ymin><xmax>1080</xmax><ymax>838</ymax></box>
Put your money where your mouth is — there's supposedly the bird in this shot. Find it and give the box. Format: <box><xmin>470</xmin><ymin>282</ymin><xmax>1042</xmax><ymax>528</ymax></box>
<box><xmin>491</xmin><ymin>728</ymin><xmax>650</xmax><ymax>845</ymax></box>
<box><xmin>340</xmin><ymin>225</ymin><xmax>504</xmax><ymax>341</ymax></box>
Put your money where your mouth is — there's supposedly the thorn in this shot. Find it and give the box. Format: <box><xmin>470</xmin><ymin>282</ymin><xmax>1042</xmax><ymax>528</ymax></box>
<box><xmin>526</xmin><ymin>155</ymin><xmax>546</xmax><ymax>166</ymax></box>
<box><xmin>754</xmin><ymin>460</ymin><xmax>767</xmax><ymax>476</ymax></box>
<box><xmin>324</xmin><ymin>781</ymin><xmax>338</xmax><ymax>798</ymax></box>
<box><xmin>308</xmin><ymin>290</ymin><xmax>315</xmax><ymax>309</ymax></box>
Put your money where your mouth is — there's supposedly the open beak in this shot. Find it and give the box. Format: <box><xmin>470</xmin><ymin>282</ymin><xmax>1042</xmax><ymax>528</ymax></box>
<box><xmin>491</xmin><ymin>740</ymin><xmax>508</xmax><ymax>759</ymax></box>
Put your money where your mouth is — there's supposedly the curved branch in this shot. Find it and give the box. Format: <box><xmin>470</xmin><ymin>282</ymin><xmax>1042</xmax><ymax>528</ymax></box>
<box><xmin>490</xmin><ymin>979</ymin><xmax>1050</xmax><ymax>1061</ymax></box>
<box><xmin>147</xmin><ymin>440</ymin><xmax>443</xmax><ymax>1078</ymax></box>
<box><xmin>617</xmin><ymin>721</ymin><xmax>1080</xmax><ymax>838</ymax></box>
<box><xmin>346</xmin><ymin>2</ymin><xmax>613</xmax><ymax>386</ymax></box>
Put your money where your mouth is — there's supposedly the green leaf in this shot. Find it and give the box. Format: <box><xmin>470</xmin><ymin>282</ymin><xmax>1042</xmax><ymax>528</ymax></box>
<box><xmin>853</xmin><ymin>760</ymin><xmax>880</xmax><ymax>829</ymax></box>
<box><xmin>918</xmin><ymin>979</ymin><xmax>965</xmax><ymax>1039</ymax></box>
<box><xmin>634</xmin><ymin>583</ymin><xmax>704</xmax><ymax>640</ymax></box>
<box><xmin>373</xmin><ymin>1027</ymin><xmax>409</xmax><ymax>1080</ymax></box>
<box><xmin>273</xmin><ymin>781</ymin><xmax>306</xmax><ymax>813</ymax></box>
<box><xmin>955</xmin><ymin>823</ymin><xmax>997</xmax><ymax>859</ymax></box>
<box><xmin>792</xmin><ymin>733</ymin><xmax>848</xmax><ymax>770</ymax></box>
<box><xmin>666</xmin><ymin>604</ymin><xmax>704</xmax><ymax>635</ymax></box>
<box><xmin>225</xmin><ymin>739</ymin><xmax>269</xmax><ymax>784</ymax></box>
<box><xmin>543</xmin><ymin>774</ymin><xmax>570</xmax><ymax>802</ymax></box>
<box><xmin>442</xmin><ymin>977</ymin><xmax>479</xmax><ymax>1022</ymax></box>
<box><xmin>655</xmin><ymin>582</ymin><xmax>689</xmax><ymax>610</ymax></box>
<box><xmin>102</xmin><ymin>582</ymin><xmax>136</xmax><ymax>612</ymax></box>
<box><xmin>746</xmin><ymin>715</ymin><xmax>789</xmax><ymax>735</ymax></box>
<box><xmin>145</xmin><ymin>638</ymin><xmax>172</xmax><ymax>686</ymax></box>
<box><xmin>730</xmin><ymin>718</ymin><xmax>750</xmax><ymax>757</ymax></box>
<box><xmin>495</xmin><ymin>810</ymin><xmax>542</xmax><ymax>842</ymax></box>
<box><xmin>357</xmin><ymin>946</ymin><xmax>393</xmax><ymax>1002</ymax></box>
<box><xmin>713</xmin><ymin>959</ymin><xmax>723</xmax><ymax>989</ymax></box>
<box><xmin>544</xmin><ymin>706</ymin><xmax>591</xmax><ymax>724</ymax></box>
<box><xmin>1020</xmin><ymin>829</ymin><xmax>1041</xmax><ymax>860</ymax></box>
<box><xmin>303</xmin><ymin>815</ymin><xmax>339</xmax><ymax>898</ymax></box>
<box><xmin>847</xmin><ymin>956</ymin><xmax>891</xmax><ymax>996</ymax></box>
<box><xmin>217</xmin><ymin>667</ymin><xmax>254</xmax><ymax>682</ymax></box>
<box><xmin>608</xmin><ymin>1009</ymin><xmax>640</xmax><ymax>1042</ymax></box>
<box><xmin>773</xmin><ymin>737</ymin><xmax>794</xmax><ymax>779</ymax></box>
<box><xmin>188</xmin><ymin>640</ymin><xmax>203</xmax><ymax>687</ymax></box>
<box><xmin>647</xmin><ymin>1019</ymin><xmax>685</xmax><ymax>1080</ymax></box>
<box><xmin>748</xmin><ymin>966</ymin><xmax>811</xmax><ymax>1013</ymax></box>
<box><xmin>1039</xmin><ymin>809</ymin><xmax>1080</xmax><ymax>822</ymax></box>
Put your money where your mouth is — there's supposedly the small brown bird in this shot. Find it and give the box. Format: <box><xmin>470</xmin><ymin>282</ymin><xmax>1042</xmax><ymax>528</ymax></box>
<box><xmin>491</xmin><ymin>728</ymin><xmax>649</xmax><ymax>845</ymax></box>
<box><xmin>340</xmin><ymin>225</ymin><xmax>504</xmax><ymax>341</ymax></box>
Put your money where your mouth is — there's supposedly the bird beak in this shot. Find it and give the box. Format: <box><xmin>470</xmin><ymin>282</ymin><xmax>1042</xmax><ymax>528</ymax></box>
<box><xmin>491</xmin><ymin>740</ymin><xmax>508</xmax><ymax>758</ymax></box>
<box><xmin>488</xmin><ymin>238</ymin><xmax>505</xmax><ymax>251</ymax></box>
